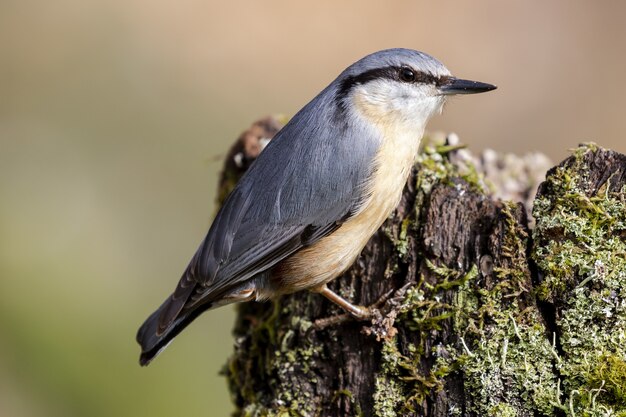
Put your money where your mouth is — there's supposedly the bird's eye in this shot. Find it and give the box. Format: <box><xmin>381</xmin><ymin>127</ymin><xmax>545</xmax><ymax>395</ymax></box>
<box><xmin>399</xmin><ymin>67</ymin><xmax>416</xmax><ymax>83</ymax></box>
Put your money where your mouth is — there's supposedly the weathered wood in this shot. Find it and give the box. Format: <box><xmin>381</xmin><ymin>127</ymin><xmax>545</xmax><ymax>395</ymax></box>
<box><xmin>221</xmin><ymin>118</ymin><xmax>626</xmax><ymax>417</ymax></box>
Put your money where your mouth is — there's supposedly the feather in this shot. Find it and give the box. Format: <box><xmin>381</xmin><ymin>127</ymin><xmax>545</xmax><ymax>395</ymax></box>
<box><xmin>137</xmin><ymin>49</ymin><xmax>463</xmax><ymax>364</ymax></box>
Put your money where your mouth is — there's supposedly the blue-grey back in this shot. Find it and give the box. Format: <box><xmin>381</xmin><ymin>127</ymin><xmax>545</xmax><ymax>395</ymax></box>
<box><xmin>184</xmin><ymin>48</ymin><xmax>449</xmax><ymax>293</ymax></box>
<box><xmin>187</xmin><ymin>69</ymin><xmax>382</xmax><ymax>292</ymax></box>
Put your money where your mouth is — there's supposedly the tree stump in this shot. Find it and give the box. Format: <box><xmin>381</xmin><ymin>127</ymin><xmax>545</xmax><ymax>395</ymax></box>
<box><xmin>221</xmin><ymin>117</ymin><xmax>626</xmax><ymax>417</ymax></box>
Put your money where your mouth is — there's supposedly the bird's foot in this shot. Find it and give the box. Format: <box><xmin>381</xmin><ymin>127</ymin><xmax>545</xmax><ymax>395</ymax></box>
<box><xmin>312</xmin><ymin>285</ymin><xmax>393</xmax><ymax>330</ymax></box>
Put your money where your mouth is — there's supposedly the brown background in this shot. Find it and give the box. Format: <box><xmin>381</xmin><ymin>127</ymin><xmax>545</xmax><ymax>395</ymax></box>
<box><xmin>1</xmin><ymin>1</ymin><xmax>625</xmax><ymax>416</ymax></box>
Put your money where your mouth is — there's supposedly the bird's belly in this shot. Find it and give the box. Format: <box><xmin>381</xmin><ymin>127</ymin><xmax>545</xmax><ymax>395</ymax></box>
<box><xmin>268</xmin><ymin>155</ymin><xmax>414</xmax><ymax>295</ymax></box>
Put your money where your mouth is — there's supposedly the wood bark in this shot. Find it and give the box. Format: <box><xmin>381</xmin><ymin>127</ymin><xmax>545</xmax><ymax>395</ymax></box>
<box><xmin>221</xmin><ymin>118</ymin><xmax>626</xmax><ymax>417</ymax></box>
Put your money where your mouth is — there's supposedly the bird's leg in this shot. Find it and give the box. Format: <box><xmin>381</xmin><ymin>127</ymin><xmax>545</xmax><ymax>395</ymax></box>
<box><xmin>312</xmin><ymin>284</ymin><xmax>398</xmax><ymax>330</ymax></box>
<box><xmin>314</xmin><ymin>284</ymin><xmax>371</xmax><ymax>319</ymax></box>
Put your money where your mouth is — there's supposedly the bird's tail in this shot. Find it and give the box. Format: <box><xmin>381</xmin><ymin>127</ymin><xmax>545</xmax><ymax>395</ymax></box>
<box><xmin>136</xmin><ymin>280</ymin><xmax>256</xmax><ymax>366</ymax></box>
<box><xmin>136</xmin><ymin>295</ymin><xmax>210</xmax><ymax>366</ymax></box>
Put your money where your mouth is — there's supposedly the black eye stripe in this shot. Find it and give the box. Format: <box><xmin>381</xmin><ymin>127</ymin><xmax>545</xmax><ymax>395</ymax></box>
<box><xmin>337</xmin><ymin>66</ymin><xmax>449</xmax><ymax>103</ymax></box>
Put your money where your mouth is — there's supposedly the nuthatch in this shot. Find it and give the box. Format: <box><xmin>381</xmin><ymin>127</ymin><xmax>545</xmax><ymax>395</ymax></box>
<box><xmin>137</xmin><ymin>48</ymin><xmax>496</xmax><ymax>365</ymax></box>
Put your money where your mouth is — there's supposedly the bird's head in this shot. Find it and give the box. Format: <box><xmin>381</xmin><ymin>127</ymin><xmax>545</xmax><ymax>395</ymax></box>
<box><xmin>334</xmin><ymin>48</ymin><xmax>496</xmax><ymax>134</ymax></box>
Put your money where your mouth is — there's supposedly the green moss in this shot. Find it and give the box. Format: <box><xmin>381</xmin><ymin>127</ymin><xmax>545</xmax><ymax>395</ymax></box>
<box><xmin>451</xmin><ymin>237</ymin><xmax>561</xmax><ymax>416</ymax></box>
<box><xmin>586</xmin><ymin>354</ymin><xmax>626</xmax><ymax>406</ymax></box>
<box><xmin>460</xmin><ymin>307</ymin><xmax>563</xmax><ymax>416</ymax></box>
<box><xmin>453</xmin><ymin>202</ymin><xmax>561</xmax><ymax>415</ymax></box>
<box><xmin>372</xmin><ymin>138</ymin><xmax>561</xmax><ymax>416</ymax></box>
<box><xmin>228</xmin><ymin>140</ymin><xmax>625</xmax><ymax>417</ymax></box>
<box><xmin>375</xmin><ymin>260</ymin><xmax>561</xmax><ymax>416</ymax></box>
<box><xmin>416</xmin><ymin>142</ymin><xmax>486</xmax><ymax>194</ymax></box>
<box><xmin>395</xmin><ymin>218</ymin><xmax>412</xmax><ymax>260</ymax></box>
<box><xmin>372</xmin><ymin>139</ymin><xmax>473</xmax><ymax>415</ymax></box>
<box><xmin>331</xmin><ymin>390</ymin><xmax>363</xmax><ymax>417</ymax></box>
<box><xmin>373</xmin><ymin>337</ymin><xmax>455</xmax><ymax>415</ymax></box>
<box><xmin>532</xmin><ymin>144</ymin><xmax>626</xmax><ymax>416</ymax></box>
<box><xmin>488</xmin><ymin>403</ymin><xmax>517</xmax><ymax>417</ymax></box>
<box><xmin>227</xmin><ymin>299</ymin><xmax>322</xmax><ymax>417</ymax></box>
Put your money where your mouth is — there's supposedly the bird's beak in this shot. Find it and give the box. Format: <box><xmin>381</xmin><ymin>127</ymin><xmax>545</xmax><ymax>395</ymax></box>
<box><xmin>439</xmin><ymin>77</ymin><xmax>497</xmax><ymax>95</ymax></box>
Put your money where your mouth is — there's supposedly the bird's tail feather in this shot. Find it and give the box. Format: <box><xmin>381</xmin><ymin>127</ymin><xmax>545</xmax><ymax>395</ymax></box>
<box><xmin>136</xmin><ymin>281</ymin><xmax>257</xmax><ymax>366</ymax></box>
<box><xmin>136</xmin><ymin>295</ymin><xmax>214</xmax><ymax>366</ymax></box>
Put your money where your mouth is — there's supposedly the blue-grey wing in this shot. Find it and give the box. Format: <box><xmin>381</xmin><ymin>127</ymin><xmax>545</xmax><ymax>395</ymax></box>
<box><xmin>158</xmin><ymin>85</ymin><xmax>380</xmax><ymax>329</ymax></box>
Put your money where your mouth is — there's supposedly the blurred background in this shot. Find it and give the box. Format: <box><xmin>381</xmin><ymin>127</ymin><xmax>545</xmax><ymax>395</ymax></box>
<box><xmin>1</xmin><ymin>1</ymin><xmax>625</xmax><ymax>416</ymax></box>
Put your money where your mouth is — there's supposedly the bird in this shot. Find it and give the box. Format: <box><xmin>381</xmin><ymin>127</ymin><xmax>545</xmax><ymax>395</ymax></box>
<box><xmin>137</xmin><ymin>48</ymin><xmax>496</xmax><ymax>365</ymax></box>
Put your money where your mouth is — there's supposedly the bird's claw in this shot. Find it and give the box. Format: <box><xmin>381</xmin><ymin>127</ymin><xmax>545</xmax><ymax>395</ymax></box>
<box><xmin>312</xmin><ymin>287</ymin><xmax>395</xmax><ymax>330</ymax></box>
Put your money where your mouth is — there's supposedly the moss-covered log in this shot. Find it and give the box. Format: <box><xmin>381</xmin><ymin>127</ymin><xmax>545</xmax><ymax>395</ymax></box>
<box><xmin>220</xmin><ymin>117</ymin><xmax>626</xmax><ymax>417</ymax></box>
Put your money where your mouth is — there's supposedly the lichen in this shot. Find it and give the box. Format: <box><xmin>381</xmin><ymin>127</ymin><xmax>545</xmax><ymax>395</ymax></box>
<box><xmin>372</xmin><ymin>333</ymin><xmax>459</xmax><ymax>415</ymax></box>
<box><xmin>532</xmin><ymin>143</ymin><xmax>626</xmax><ymax>416</ymax></box>
<box><xmin>373</xmin><ymin>371</ymin><xmax>406</xmax><ymax>417</ymax></box>
<box><xmin>460</xmin><ymin>306</ymin><xmax>563</xmax><ymax>416</ymax></box>
<box><xmin>372</xmin><ymin>139</ymin><xmax>561</xmax><ymax>416</ymax></box>
<box><xmin>372</xmin><ymin>140</ymin><xmax>472</xmax><ymax>415</ymax></box>
<box><xmin>227</xmin><ymin>137</ymin><xmax>625</xmax><ymax>417</ymax></box>
<box><xmin>226</xmin><ymin>299</ymin><xmax>322</xmax><ymax>417</ymax></box>
<box><xmin>373</xmin><ymin>262</ymin><xmax>561</xmax><ymax>415</ymax></box>
<box><xmin>417</xmin><ymin>141</ymin><xmax>488</xmax><ymax>194</ymax></box>
<box><xmin>372</xmin><ymin>143</ymin><xmax>626</xmax><ymax>416</ymax></box>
